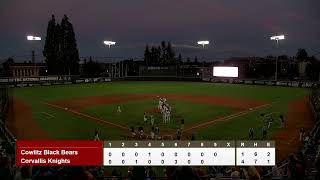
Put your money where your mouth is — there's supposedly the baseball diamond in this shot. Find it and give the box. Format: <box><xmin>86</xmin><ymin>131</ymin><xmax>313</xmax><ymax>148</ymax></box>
<box><xmin>7</xmin><ymin>81</ymin><xmax>314</xmax><ymax>162</ymax></box>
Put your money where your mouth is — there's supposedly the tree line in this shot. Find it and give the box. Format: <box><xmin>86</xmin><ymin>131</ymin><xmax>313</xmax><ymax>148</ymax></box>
<box><xmin>144</xmin><ymin>41</ymin><xmax>176</xmax><ymax>66</ymax></box>
<box><xmin>43</xmin><ymin>15</ymin><xmax>79</xmax><ymax>75</ymax></box>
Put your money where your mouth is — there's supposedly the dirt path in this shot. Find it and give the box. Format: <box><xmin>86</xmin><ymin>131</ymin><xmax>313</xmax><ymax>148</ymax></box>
<box><xmin>273</xmin><ymin>96</ymin><xmax>315</xmax><ymax>162</ymax></box>
<box><xmin>51</xmin><ymin>94</ymin><xmax>265</xmax><ymax>111</ymax></box>
<box><xmin>7</xmin><ymin>98</ymin><xmax>48</xmax><ymax>140</ymax></box>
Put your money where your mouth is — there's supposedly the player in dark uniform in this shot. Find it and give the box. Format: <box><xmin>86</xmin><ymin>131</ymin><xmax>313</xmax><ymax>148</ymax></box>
<box><xmin>176</xmin><ymin>129</ymin><xmax>181</xmax><ymax>140</ymax></box>
<box><xmin>94</xmin><ymin>129</ymin><xmax>100</xmax><ymax>141</ymax></box>
<box><xmin>262</xmin><ymin>126</ymin><xmax>267</xmax><ymax>140</ymax></box>
<box><xmin>181</xmin><ymin>119</ymin><xmax>185</xmax><ymax>130</ymax></box>
<box><xmin>248</xmin><ymin>128</ymin><xmax>254</xmax><ymax>140</ymax></box>
<box><xmin>130</xmin><ymin>126</ymin><xmax>136</xmax><ymax>138</ymax></box>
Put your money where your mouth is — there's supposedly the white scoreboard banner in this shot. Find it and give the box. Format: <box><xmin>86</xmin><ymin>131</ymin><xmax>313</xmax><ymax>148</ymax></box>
<box><xmin>103</xmin><ymin>141</ymin><xmax>275</xmax><ymax>166</ymax></box>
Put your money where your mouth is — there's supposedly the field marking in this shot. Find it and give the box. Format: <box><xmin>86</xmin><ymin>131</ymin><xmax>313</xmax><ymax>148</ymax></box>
<box><xmin>180</xmin><ymin>102</ymin><xmax>274</xmax><ymax>134</ymax></box>
<box><xmin>43</xmin><ymin>102</ymin><xmax>128</xmax><ymax>130</ymax></box>
<box><xmin>34</xmin><ymin>112</ymin><xmax>55</xmax><ymax>119</ymax></box>
<box><xmin>40</xmin><ymin>112</ymin><xmax>55</xmax><ymax>118</ymax></box>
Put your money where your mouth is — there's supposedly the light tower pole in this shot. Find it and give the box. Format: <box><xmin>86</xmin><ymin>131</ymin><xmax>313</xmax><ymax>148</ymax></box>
<box><xmin>27</xmin><ymin>35</ymin><xmax>41</xmax><ymax>76</ymax></box>
<box><xmin>103</xmin><ymin>41</ymin><xmax>116</xmax><ymax>78</ymax></box>
<box><xmin>197</xmin><ymin>40</ymin><xmax>210</xmax><ymax>79</ymax></box>
<box><xmin>270</xmin><ymin>35</ymin><xmax>285</xmax><ymax>82</ymax></box>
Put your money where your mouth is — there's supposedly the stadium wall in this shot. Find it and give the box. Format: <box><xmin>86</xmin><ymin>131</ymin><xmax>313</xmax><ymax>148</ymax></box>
<box><xmin>203</xmin><ymin>78</ymin><xmax>318</xmax><ymax>88</ymax></box>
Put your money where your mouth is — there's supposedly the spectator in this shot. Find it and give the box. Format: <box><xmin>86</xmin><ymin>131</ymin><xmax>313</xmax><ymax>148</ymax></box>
<box><xmin>295</xmin><ymin>152</ymin><xmax>306</xmax><ymax>180</ymax></box>
<box><xmin>0</xmin><ymin>155</ymin><xmax>14</xmax><ymax>179</ymax></box>
<box><xmin>194</xmin><ymin>167</ymin><xmax>205</xmax><ymax>179</ymax></box>
<box><xmin>144</xmin><ymin>167</ymin><xmax>155</xmax><ymax>180</ymax></box>
<box><xmin>315</xmin><ymin>151</ymin><xmax>320</xmax><ymax>180</ymax></box>
<box><xmin>243</xmin><ymin>166</ymin><xmax>260</xmax><ymax>180</ymax></box>
<box><xmin>287</xmin><ymin>154</ymin><xmax>298</xmax><ymax>179</ymax></box>
<box><xmin>131</xmin><ymin>166</ymin><xmax>145</xmax><ymax>180</ymax></box>
<box><xmin>271</xmin><ymin>163</ymin><xmax>281</xmax><ymax>177</ymax></box>
<box><xmin>299</xmin><ymin>128</ymin><xmax>305</xmax><ymax>141</ymax></box>
<box><xmin>171</xmin><ymin>166</ymin><xmax>200</xmax><ymax>180</ymax></box>
<box><xmin>230</xmin><ymin>167</ymin><xmax>240</xmax><ymax>179</ymax></box>
<box><xmin>13</xmin><ymin>166</ymin><xmax>32</xmax><ymax>180</ymax></box>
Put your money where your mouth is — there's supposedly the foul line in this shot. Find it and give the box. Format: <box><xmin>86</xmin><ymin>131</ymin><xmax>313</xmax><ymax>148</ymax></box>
<box><xmin>43</xmin><ymin>102</ymin><xmax>128</xmax><ymax>130</ymax></box>
<box><xmin>180</xmin><ymin>103</ymin><xmax>274</xmax><ymax>134</ymax></box>
<box><xmin>40</xmin><ymin>112</ymin><xmax>55</xmax><ymax>118</ymax></box>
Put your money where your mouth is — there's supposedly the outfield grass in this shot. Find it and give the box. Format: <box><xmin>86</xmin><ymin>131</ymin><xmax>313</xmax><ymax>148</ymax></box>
<box><xmin>11</xmin><ymin>81</ymin><xmax>309</xmax><ymax>140</ymax></box>
<box><xmin>82</xmin><ymin>99</ymin><xmax>234</xmax><ymax>131</ymax></box>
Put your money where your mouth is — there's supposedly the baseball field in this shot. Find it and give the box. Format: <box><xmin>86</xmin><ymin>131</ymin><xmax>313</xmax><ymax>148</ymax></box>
<box><xmin>7</xmin><ymin>81</ymin><xmax>315</xmax><ymax>161</ymax></box>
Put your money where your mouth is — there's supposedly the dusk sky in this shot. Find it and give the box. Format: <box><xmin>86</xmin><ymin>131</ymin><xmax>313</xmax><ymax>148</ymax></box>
<box><xmin>0</xmin><ymin>0</ymin><xmax>319</xmax><ymax>62</ymax></box>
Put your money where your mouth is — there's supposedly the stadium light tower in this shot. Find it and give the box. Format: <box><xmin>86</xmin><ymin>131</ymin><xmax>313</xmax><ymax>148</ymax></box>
<box><xmin>103</xmin><ymin>40</ymin><xmax>116</xmax><ymax>48</ymax></box>
<box><xmin>27</xmin><ymin>35</ymin><xmax>41</xmax><ymax>65</ymax></box>
<box><xmin>270</xmin><ymin>35</ymin><xmax>285</xmax><ymax>82</ymax></box>
<box><xmin>197</xmin><ymin>40</ymin><xmax>209</xmax><ymax>48</ymax></box>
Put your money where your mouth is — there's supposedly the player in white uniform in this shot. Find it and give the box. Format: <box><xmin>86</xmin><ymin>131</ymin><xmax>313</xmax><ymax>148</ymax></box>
<box><xmin>163</xmin><ymin>105</ymin><xmax>168</xmax><ymax>123</ymax></box>
<box><xmin>144</xmin><ymin>113</ymin><xmax>148</xmax><ymax>124</ymax></box>
<box><xmin>117</xmin><ymin>105</ymin><xmax>122</xmax><ymax>113</ymax></box>
<box><xmin>158</xmin><ymin>98</ymin><xmax>163</xmax><ymax>111</ymax></box>
<box><xmin>163</xmin><ymin>110</ymin><xmax>166</xmax><ymax>123</ymax></box>
<box><xmin>167</xmin><ymin>109</ymin><xmax>171</xmax><ymax>123</ymax></box>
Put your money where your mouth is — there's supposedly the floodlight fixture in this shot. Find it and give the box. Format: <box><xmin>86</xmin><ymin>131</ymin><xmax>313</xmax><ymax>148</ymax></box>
<box><xmin>103</xmin><ymin>41</ymin><xmax>116</xmax><ymax>48</ymax></box>
<box><xmin>270</xmin><ymin>35</ymin><xmax>285</xmax><ymax>41</ymax></box>
<box><xmin>27</xmin><ymin>35</ymin><xmax>41</xmax><ymax>41</ymax></box>
<box><xmin>197</xmin><ymin>40</ymin><xmax>209</xmax><ymax>48</ymax></box>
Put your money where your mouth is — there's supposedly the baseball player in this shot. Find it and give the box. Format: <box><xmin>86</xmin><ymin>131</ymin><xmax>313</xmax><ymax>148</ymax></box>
<box><xmin>163</xmin><ymin>105</ymin><xmax>168</xmax><ymax>123</ymax></box>
<box><xmin>167</xmin><ymin>109</ymin><xmax>171</xmax><ymax>123</ymax></box>
<box><xmin>262</xmin><ymin>126</ymin><xmax>267</xmax><ymax>140</ymax></box>
<box><xmin>117</xmin><ymin>105</ymin><xmax>122</xmax><ymax>113</ymax></box>
<box><xmin>279</xmin><ymin>115</ymin><xmax>285</xmax><ymax>128</ymax></box>
<box><xmin>138</xmin><ymin>126</ymin><xmax>144</xmax><ymax>139</ymax></box>
<box><xmin>267</xmin><ymin>120</ymin><xmax>272</xmax><ymax>129</ymax></box>
<box><xmin>180</xmin><ymin>119</ymin><xmax>185</xmax><ymax>129</ymax></box>
<box><xmin>163</xmin><ymin>110</ymin><xmax>167</xmax><ymax>123</ymax></box>
<box><xmin>130</xmin><ymin>127</ymin><xmax>136</xmax><ymax>138</ymax></box>
<box><xmin>94</xmin><ymin>129</ymin><xmax>100</xmax><ymax>141</ymax></box>
<box><xmin>150</xmin><ymin>127</ymin><xmax>155</xmax><ymax>140</ymax></box>
<box><xmin>248</xmin><ymin>128</ymin><xmax>254</xmax><ymax>140</ymax></box>
<box><xmin>150</xmin><ymin>115</ymin><xmax>154</xmax><ymax>126</ymax></box>
<box><xmin>144</xmin><ymin>113</ymin><xmax>148</xmax><ymax>124</ymax></box>
<box><xmin>176</xmin><ymin>128</ymin><xmax>181</xmax><ymax>140</ymax></box>
<box><xmin>158</xmin><ymin>98</ymin><xmax>163</xmax><ymax>111</ymax></box>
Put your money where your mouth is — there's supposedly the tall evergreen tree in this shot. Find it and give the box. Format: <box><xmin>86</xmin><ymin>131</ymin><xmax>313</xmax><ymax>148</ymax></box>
<box><xmin>160</xmin><ymin>41</ymin><xmax>167</xmax><ymax>65</ymax></box>
<box><xmin>60</xmin><ymin>15</ymin><xmax>80</xmax><ymax>75</ymax></box>
<box><xmin>144</xmin><ymin>45</ymin><xmax>151</xmax><ymax>65</ymax></box>
<box><xmin>178</xmin><ymin>54</ymin><xmax>183</xmax><ymax>65</ymax></box>
<box><xmin>194</xmin><ymin>56</ymin><xmax>198</xmax><ymax>65</ymax></box>
<box><xmin>157</xmin><ymin>46</ymin><xmax>162</xmax><ymax>65</ymax></box>
<box><xmin>43</xmin><ymin>15</ymin><xmax>80</xmax><ymax>75</ymax></box>
<box><xmin>43</xmin><ymin>15</ymin><xmax>58</xmax><ymax>74</ymax></box>
<box><xmin>167</xmin><ymin>42</ymin><xmax>175</xmax><ymax>64</ymax></box>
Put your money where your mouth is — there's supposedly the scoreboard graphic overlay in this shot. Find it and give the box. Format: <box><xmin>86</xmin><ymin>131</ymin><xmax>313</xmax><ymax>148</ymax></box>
<box><xmin>16</xmin><ymin>140</ymin><xmax>275</xmax><ymax>166</ymax></box>
<box><xmin>103</xmin><ymin>141</ymin><xmax>275</xmax><ymax>166</ymax></box>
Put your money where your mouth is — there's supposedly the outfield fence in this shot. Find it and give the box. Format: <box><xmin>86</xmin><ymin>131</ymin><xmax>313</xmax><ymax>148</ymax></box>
<box><xmin>203</xmin><ymin>78</ymin><xmax>319</xmax><ymax>88</ymax></box>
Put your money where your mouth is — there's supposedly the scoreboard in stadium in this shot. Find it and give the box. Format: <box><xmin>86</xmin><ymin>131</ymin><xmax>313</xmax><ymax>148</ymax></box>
<box><xmin>15</xmin><ymin>140</ymin><xmax>275</xmax><ymax>166</ymax></box>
